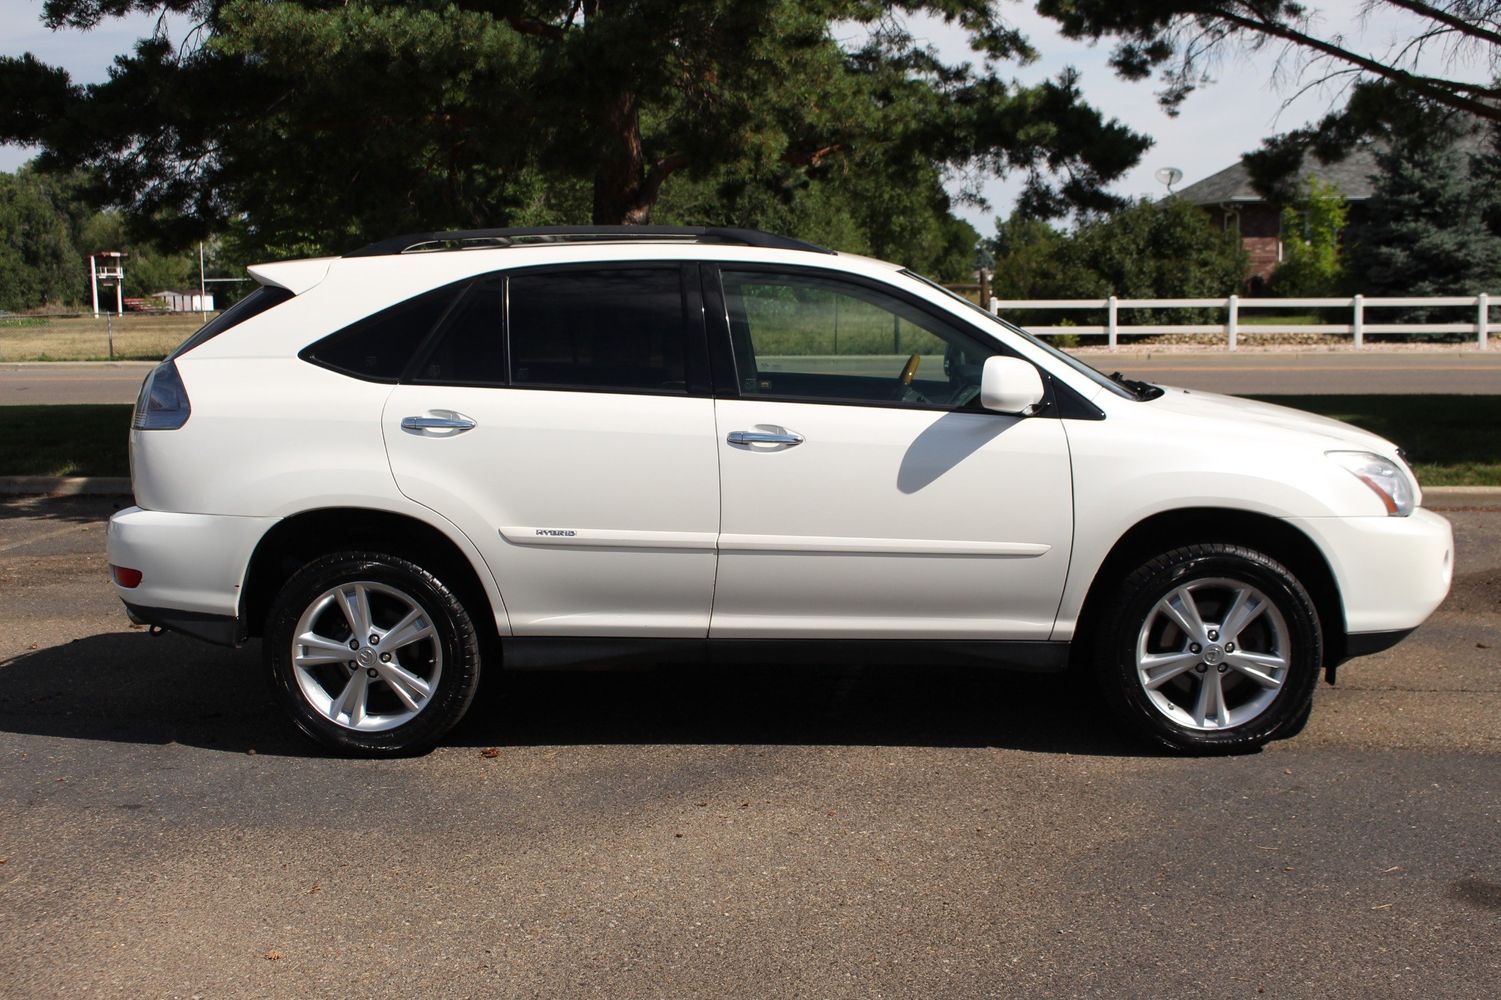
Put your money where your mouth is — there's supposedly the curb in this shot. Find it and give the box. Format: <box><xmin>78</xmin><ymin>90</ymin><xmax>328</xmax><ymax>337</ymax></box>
<box><xmin>0</xmin><ymin>361</ymin><xmax>156</xmax><ymax>370</ymax></box>
<box><xmin>1424</xmin><ymin>486</ymin><xmax>1501</xmax><ymax>509</ymax></box>
<box><xmin>0</xmin><ymin>476</ymin><xmax>132</xmax><ymax>497</ymax></box>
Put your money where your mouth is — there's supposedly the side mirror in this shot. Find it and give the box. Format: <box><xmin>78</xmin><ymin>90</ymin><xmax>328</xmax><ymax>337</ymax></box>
<box><xmin>980</xmin><ymin>355</ymin><xmax>1046</xmax><ymax>415</ymax></box>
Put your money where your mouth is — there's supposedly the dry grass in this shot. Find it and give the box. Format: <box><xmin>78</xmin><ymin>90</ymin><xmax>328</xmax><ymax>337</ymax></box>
<box><xmin>0</xmin><ymin>313</ymin><xmax>210</xmax><ymax>362</ymax></box>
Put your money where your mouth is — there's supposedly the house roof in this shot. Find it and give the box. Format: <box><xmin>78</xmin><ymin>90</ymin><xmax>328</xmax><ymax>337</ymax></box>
<box><xmin>1176</xmin><ymin>146</ymin><xmax>1381</xmax><ymax>204</ymax></box>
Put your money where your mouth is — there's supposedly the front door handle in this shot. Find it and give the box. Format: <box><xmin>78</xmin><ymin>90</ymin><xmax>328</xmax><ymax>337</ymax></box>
<box><xmin>400</xmin><ymin>412</ymin><xmax>477</xmax><ymax>433</ymax></box>
<box><xmin>728</xmin><ymin>429</ymin><xmax>804</xmax><ymax>447</ymax></box>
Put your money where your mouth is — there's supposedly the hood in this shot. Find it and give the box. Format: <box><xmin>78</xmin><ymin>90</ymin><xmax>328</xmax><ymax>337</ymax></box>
<box><xmin>1145</xmin><ymin>385</ymin><xmax>1400</xmax><ymax>455</ymax></box>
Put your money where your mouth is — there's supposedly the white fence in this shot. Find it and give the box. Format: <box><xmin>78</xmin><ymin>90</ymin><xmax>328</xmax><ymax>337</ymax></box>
<box><xmin>990</xmin><ymin>294</ymin><xmax>1496</xmax><ymax>350</ymax></box>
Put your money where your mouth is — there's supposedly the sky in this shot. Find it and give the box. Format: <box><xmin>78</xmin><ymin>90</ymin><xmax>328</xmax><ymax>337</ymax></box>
<box><xmin>1</xmin><ymin>1</ymin><xmax>1490</xmax><ymax>235</ymax></box>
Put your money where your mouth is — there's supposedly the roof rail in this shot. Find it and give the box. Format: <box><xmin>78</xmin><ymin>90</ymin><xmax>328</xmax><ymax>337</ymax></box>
<box><xmin>343</xmin><ymin>225</ymin><xmax>835</xmax><ymax>258</ymax></box>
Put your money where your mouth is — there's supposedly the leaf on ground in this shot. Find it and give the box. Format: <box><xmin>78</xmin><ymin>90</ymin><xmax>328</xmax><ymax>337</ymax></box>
<box><xmin>264</xmin><ymin>950</ymin><xmax>282</xmax><ymax>961</ymax></box>
<box><xmin>480</xmin><ymin>748</ymin><xmax>500</xmax><ymax>759</ymax></box>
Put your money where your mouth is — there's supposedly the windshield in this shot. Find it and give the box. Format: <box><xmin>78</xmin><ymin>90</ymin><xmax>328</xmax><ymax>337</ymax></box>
<box><xmin>899</xmin><ymin>270</ymin><xmax>1139</xmax><ymax>400</ymax></box>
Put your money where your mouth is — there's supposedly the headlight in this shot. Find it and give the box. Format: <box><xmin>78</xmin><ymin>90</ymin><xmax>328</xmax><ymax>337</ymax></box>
<box><xmin>1328</xmin><ymin>451</ymin><xmax>1415</xmax><ymax>516</ymax></box>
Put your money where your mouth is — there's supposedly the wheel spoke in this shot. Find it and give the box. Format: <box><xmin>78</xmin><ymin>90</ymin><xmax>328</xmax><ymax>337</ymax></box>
<box><xmin>330</xmin><ymin>669</ymin><xmax>370</xmax><ymax>726</ymax></box>
<box><xmin>1140</xmin><ymin>650</ymin><xmax>1201</xmax><ymax>689</ymax></box>
<box><xmin>382</xmin><ymin>608</ymin><xmax>434</xmax><ymax>652</ymax></box>
<box><xmin>1225</xmin><ymin>650</ymin><xmax>1287</xmax><ymax>688</ymax></box>
<box><xmin>294</xmin><ymin>632</ymin><xmax>354</xmax><ymax>667</ymax></box>
<box><xmin>1157</xmin><ymin>587</ymin><xmax>1208</xmax><ymax>644</ymax></box>
<box><xmin>1219</xmin><ymin>586</ymin><xmax>1268</xmax><ymax>643</ymax></box>
<box><xmin>1192</xmin><ymin>670</ymin><xmax>1230</xmax><ymax>728</ymax></box>
<box><xmin>336</xmin><ymin>584</ymin><xmax>373</xmax><ymax>639</ymax></box>
<box><xmin>375</xmin><ymin>660</ymin><xmax>431</xmax><ymax>712</ymax></box>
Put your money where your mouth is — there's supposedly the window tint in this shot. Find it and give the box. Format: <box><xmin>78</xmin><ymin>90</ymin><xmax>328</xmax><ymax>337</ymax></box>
<box><xmin>509</xmin><ymin>268</ymin><xmax>687</xmax><ymax>393</ymax></box>
<box><xmin>412</xmin><ymin>279</ymin><xmax>506</xmax><ymax>385</ymax></box>
<box><xmin>170</xmin><ymin>284</ymin><xmax>293</xmax><ymax>360</ymax></box>
<box><xmin>720</xmin><ymin>270</ymin><xmax>995</xmax><ymax>408</ymax></box>
<box><xmin>303</xmin><ymin>284</ymin><xmax>460</xmax><ymax>381</ymax></box>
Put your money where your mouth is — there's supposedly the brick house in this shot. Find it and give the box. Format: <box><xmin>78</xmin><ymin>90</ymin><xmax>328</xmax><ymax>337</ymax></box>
<box><xmin>1176</xmin><ymin>149</ymin><xmax>1379</xmax><ymax>284</ymax></box>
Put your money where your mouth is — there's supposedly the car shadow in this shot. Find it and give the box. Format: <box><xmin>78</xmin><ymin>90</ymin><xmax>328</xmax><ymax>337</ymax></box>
<box><xmin>0</xmin><ymin>630</ymin><xmax>1145</xmax><ymax>758</ymax></box>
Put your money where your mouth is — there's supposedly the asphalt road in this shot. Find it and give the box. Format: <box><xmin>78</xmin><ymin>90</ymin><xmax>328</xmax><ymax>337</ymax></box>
<box><xmin>3</xmin><ymin>351</ymin><xmax>1500</xmax><ymax>404</ymax></box>
<box><xmin>0</xmin><ymin>363</ymin><xmax>150</xmax><ymax>405</ymax></box>
<box><xmin>1</xmin><ymin>496</ymin><xmax>1498</xmax><ymax>999</ymax></box>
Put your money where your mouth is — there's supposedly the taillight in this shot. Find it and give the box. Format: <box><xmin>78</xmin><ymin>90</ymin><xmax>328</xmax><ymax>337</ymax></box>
<box><xmin>132</xmin><ymin>360</ymin><xmax>192</xmax><ymax>430</ymax></box>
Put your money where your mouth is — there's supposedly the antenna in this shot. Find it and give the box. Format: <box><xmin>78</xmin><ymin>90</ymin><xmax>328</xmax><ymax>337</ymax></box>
<box><xmin>1155</xmin><ymin>166</ymin><xmax>1184</xmax><ymax>195</ymax></box>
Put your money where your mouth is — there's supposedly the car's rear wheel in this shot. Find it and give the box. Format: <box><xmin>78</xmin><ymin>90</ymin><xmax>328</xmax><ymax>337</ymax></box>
<box><xmin>264</xmin><ymin>551</ymin><xmax>481</xmax><ymax>756</ymax></box>
<box><xmin>1094</xmin><ymin>543</ymin><xmax>1322</xmax><ymax>754</ymax></box>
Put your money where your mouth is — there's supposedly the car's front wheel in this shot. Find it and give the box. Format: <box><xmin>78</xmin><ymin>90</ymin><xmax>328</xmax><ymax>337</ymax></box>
<box><xmin>264</xmin><ymin>551</ymin><xmax>481</xmax><ymax>756</ymax></box>
<box><xmin>1094</xmin><ymin>543</ymin><xmax>1322</xmax><ymax>754</ymax></box>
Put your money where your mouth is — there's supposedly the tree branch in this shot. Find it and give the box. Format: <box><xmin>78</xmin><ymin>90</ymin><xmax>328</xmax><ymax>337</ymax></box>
<box><xmin>1215</xmin><ymin>7</ymin><xmax>1501</xmax><ymax>121</ymax></box>
<box><xmin>1378</xmin><ymin>0</ymin><xmax>1501</xmax><ymax>49</ymax></box>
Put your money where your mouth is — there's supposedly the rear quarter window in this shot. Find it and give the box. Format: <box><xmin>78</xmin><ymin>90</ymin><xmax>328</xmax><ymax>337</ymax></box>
<box><xmin>302</xmin><ymin>283</ymin><xmax>463</xmax><ymax>382</ymax></box>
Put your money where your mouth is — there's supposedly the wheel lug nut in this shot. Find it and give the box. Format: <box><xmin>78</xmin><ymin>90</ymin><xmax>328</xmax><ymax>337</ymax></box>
<box><xmin>1207</xmin><ymin>630</ymin><xmax>1219</xmax><ymax>641</ymax></box>
<box><xmin>380</xmin><ymin>652</ymin><xmax>391</xmax><ymax>662</ymax></box>
<box><xmin>1217</xmin><ymin>663</ymin><xmax>1229</xmax><ymax>673</ymax></box>
<box><xmin>1195</xmin><ymin>663</ymin><xmax>1208</xmax><ymax>673</ymax></box>
<box><xmin>347</xmin><ymin>661</ymin><xmax>356</xmax><ymax>669</ymax></box>
<box><xmin>367</xmin><ymin>667</ymin><xmax>378</xmax><ymax>678</ymax></box>
<box><xmin>348</xmin><ymin>640</ymin><xmax>359</xmax><ymax>650</ymax></box>
<box><xmin>1189</xmin><ymin>643</ymin><xmax>1202</xmax><ymax>654</ymax></box>
<box><xmin>1225</xmin><ymin>642</ymin><xmax>1235</xmax><ymax>652</ymax></box>
<box><xmin>369</xmin><ymin>634</ymin><xmax>380</xmax><ymax>646</ymax></box>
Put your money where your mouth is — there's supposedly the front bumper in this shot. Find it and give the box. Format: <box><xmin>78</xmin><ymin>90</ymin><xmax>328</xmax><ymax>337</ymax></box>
<box><xmin>107</xmin><ymin>506</ymin><xmax>279</xmax><ymax>644</ymax></box>
<box><xmin>1286</xmin><ymin>506</ymin><xmax>1454</xmax><ymax>636</ymax></box>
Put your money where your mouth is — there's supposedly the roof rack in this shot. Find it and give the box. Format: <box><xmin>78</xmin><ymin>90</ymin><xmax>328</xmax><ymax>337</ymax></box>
<box><xmin>343</xmin><ymin>225</ymin><xmax>835</xmax><ymax>258</ymax></box>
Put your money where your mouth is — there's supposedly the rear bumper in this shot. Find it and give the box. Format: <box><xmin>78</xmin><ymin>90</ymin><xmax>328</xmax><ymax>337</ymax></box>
<box><xmin>124</xmin><ymin>601</ymin><xmax>243</xmax><ymax>646</ymax></box>
<box><xmin>107</xmin><ymin>505</ymin><xmax>278</xmax><ymax>641</ymax></box>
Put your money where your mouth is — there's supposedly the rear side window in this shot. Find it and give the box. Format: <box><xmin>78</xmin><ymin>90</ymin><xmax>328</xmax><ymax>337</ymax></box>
<box><xmin>410</xmin><ymin>279</ymin><xmax>506</xmax><ymax>386</ymax></box>
<box><xmin>508</xmin><ymin>268</ymin><xmax>687</xmax><ymax>393</ymax></box>
<box><xmin>303</xmin><ymin>284</ymin><xmax>461</xmax><ymax>382</ymax></box>
<box><xmin>170</xmin><ymin>285</ymin><xmax>293</xmax><ymax>359</ymax></box>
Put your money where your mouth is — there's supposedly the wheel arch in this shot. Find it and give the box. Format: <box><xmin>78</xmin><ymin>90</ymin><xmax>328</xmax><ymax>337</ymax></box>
<box><xmin>241</xmin><ymin>506</ymin><xmax>503</xmax><ymax>641</ymax></box>
<box><xmin>1071</xmin><ymin>507</ymin><xmax>1346</xmax><ymax>667</ymax></box>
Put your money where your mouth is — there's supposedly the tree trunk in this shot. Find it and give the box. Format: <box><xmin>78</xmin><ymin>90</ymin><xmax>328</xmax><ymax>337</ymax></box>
<box><xmin>592</xmin><ymin>89</ymin><xmax>653</xmax><ymax>225</ymax></box>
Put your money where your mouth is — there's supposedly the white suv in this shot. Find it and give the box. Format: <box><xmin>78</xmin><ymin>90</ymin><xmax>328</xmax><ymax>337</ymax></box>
<box><xmin>106</xmin><ymin>226</ymin><xmax>1454</xmax><ymax>756</ymax></box>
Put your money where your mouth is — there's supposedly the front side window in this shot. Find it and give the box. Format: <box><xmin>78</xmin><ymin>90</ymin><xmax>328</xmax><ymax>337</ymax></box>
<box><xmin>720</xmin><ymin>269</ymin><xmax>996</xmax><ymax>408</ymax></box>
<box><xmin>508</xmin><ymin>267</ymin><xmax>687</xmax><ymax>393</ymax></box>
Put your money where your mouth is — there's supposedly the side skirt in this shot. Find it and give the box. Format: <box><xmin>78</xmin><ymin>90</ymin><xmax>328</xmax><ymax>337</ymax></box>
<box><xmin>501</xmin><ymin>637</ymin><xmax>1071</xmax><ymax>674</ymax></box>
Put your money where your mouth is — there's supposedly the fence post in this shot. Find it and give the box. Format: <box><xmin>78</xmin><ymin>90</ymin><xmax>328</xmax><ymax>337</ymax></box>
<box><xmin>1480</xmin><ymin>293</ymin><xmax>1491</xmax><ymax>350</ymax></box>
<box><xmin>1353</xmin><ymin>294</ymin><xmax>1364</xmax><ymax>349</ymax></box>
<box><xmin>1107</xmin><ymin>295</ymin><xmax>1118</xmax><ymax>351</ymax></box>
<box><xmin>1227</xmin><ymin>294</ymin><xmax>1239</xmax><ymax>351</ymax></box>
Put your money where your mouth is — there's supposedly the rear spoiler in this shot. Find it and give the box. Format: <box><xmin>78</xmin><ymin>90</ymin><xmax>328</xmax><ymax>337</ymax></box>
<box><xmin>246</xmin><ymin>257</ymin><xmax>335</xmax><ymax>295</ymax></box>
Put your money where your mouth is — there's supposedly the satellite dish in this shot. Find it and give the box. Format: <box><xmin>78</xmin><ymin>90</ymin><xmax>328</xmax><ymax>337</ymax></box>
<box><xmin>1155</xmin><ymin>166</ymin><xmax>1184</xmax><ymax>194</ymax></box>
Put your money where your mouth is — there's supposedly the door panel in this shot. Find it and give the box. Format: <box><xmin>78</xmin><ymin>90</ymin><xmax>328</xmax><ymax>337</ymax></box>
<box><xmin>386</xmin><ymin>387</ymin><xmax>719</xmax><ymax>635</ymax></box>
<box><xmin>711</xmin><ymin>399</ymin><xmax>1072</xmax><ymax>638</ymax></box>
<box><xmin>707</xmin><ymin>265</ymin><xmax>1072</xmax><ymax>640</ymax></box>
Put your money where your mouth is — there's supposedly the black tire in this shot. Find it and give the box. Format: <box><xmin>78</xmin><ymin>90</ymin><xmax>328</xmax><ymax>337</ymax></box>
<box><xmin>264</xmin><ymin>550</ymin><xmax>482</xmax><ymax>756</ymax></box>
<box><xmin>1093</xmin><ymin>543</ymin><xmax>1321</xmax><ymax>755</ymax></box>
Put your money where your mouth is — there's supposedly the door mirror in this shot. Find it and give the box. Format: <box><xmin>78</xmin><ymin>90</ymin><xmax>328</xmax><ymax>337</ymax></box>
<box><xmin>980</xmin><ymin>356</ymin><xmax>1046</xmax><ymax>415</ymax></box>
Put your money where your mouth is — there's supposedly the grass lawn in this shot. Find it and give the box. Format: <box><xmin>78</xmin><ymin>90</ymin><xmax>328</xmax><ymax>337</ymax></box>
<box><xmin>0</xmin><ymin>313</ymin><xmax>206</xmax><ymax>362</ymax></box>
<box><xmin>0</xmin><ymin>396</ymin><xmax>1494</xmax><ymax>486</ymax></box>
<box><xmin>0</xmin><ymin>404</ymin><xmax>131</xmax><ymax>477</ymax></box>
<box><xmin>1248</xmin><ymin>395</ymin><xmax>1501</xmax><ymax>486</ymax></box>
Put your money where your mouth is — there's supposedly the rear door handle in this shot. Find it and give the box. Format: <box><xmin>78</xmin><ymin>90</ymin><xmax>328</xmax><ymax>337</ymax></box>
<box><xmin>400</xmin><ymin>412</ymin><xmax>477</xmax><ymax>433</ymax></box>
<box><xmin>728</xmin><ymin>429</ymin><xmax>804</xmax><ymax>447</ymax></box>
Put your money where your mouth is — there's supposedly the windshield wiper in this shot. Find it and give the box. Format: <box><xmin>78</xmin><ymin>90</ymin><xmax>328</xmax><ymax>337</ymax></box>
<box><xmin>1108</xmin><ymin>371</ymin><xmax>1165</xmax><ymax>400</ymax></box>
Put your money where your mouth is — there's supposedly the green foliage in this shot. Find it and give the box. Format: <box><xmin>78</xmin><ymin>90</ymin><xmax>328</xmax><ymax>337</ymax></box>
<box><xmin>0</xmin><ymin>169</ymin><xmax>81</xmax><ymax>310</ymax></box>
<box><xmin>1270</xmin><ymin>178</ymin><xmax>1348</xmax><ymax>297</ymax></box>
<box><xmin>2</xmin><ymin>1</ymin><xmax>1149</xmax><ymax>260</ymax></box>
<box><xmin>1347</xmin><ymin>118</ymin><xmax>1501</xmax><ymax>314</ymax></box>
<box><xmin>988</xmin><ymin>197</ymin><xmax>1247</xmax><ymax>324</ymax></box>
